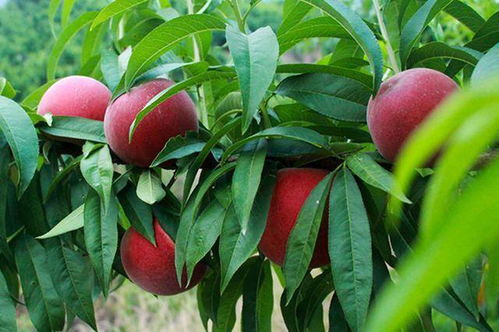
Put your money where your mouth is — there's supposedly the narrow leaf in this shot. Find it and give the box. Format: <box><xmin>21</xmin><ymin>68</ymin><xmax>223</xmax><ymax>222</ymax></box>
<box><xmin>0</xmin><ymin>270</ymin><xmax>16</xmax><ymax>332</ymax></box>
<box><xmin>91</xmin><ymin>0</ymin><xmax>148</xmax><ymax>30</ymax></box>
<box><xmin>136</xmin><ymin>170</ymin><xmax>166</xmax><ymax>205</ymax></box>
<box><xmin>37</xmin><ymin>205</ymin><xmax>84</xmax><ymax>239</ymax></box>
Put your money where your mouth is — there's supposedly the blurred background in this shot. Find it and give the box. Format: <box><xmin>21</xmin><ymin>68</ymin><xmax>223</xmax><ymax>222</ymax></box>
<box><xmin>1</xmin><ymin>0</ymin><xmax>498</xmax><ymax>330</ymax></box>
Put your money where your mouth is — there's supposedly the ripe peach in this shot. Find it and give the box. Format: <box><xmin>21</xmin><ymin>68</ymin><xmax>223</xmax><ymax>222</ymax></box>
<box><xmin>120</xmin><ymin>219</ymin><xmax>206</xmax><ymax>296</ymax></box>
<box><xmin>259</xmin><ymin>168</ymin><xmax>330</xmax><ymax>268</ymax></box>
<box><xmin>367</xmin><ymin>68</ymin><xmax>458</xmax><ymax>162</ymax></box>
<box><xmin>38</xmin><ymin>75</ymin><xmax>111</xmax><ymax>121</ymax></box>
<box><xmin>104</xmin><ymin>79</ymin><xmax>198</xmax><ymax>167</ymax></box>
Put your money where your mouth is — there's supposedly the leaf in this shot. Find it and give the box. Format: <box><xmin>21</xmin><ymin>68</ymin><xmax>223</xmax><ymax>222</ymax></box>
<box><xmin>219</xmin><ymin>175</ymin><xmax>276</xmax><ymax>292</ymax></box>
<box><xmin>283</xmin><ymin>173</ymin><xmax>333</xmax><ymax>302</ymax></box>
<box><xmin>118</xmin><ymin>186</ymin><xmax>155</xmax><ymax>245</ymax></box>
<box><xmin>61</xmin><ymin>0</ymin><xmax>76</xmax><ymax>27</ymax></box>
<box><xmin>276</xmin><ymin>73</ymin><xmax>372</xmax><ymax>122</ymax></box>
<box><xmin>226</xmin><ymin>25</ymin><xmax>279</xmax><ymax>132</ymax></box>
<box><xmin>152</xmin><ymin>135</ymin><xmax>206</xmax><ymax>167</ymax></box>
<box><xmin>232</xmin><ymin>139</ymin><xmax>267</xmax><ymax>230</ymax></box>
<box><xmin>48</xmin><ymin>0</ymin><xmax>61</xmax><ymax>36</ymax></box>
<box><xmin>432</xmin><ymin>288</ymin><xmax>490</xmax><ymax>331</ymax></box>
<box><xmin>366</xmin><ymin>157</ymin><xmax>499</xmax><ymax>331</ymax></box>
<box><xmin>136</xmin><ymin>170</ymin><xmax>166</xmax><ymax>205</ymax></box>
<box><xmin>0</xmin><ymin>78</ymin><xmax>16</xmax><ymax>99</ymax></box>
<box><xmin>185</xmin><ymin>200</ymin><xmax>226</xmax><ymax>280</ymax></box>
<box><xmin>407</xmin><ymin>42</ymin><xmax>482</xmax><ymax>69</ymax></box>
<box><xmin>80</xmin><ymin>143</ymin><xmax>114</xmax><ymax>212</ymax></box>
<box><xmin>15</xmin><ymin>235</ymin><xmax>65</xmax><ymax>332</ymax></box>
<box><xmin>91</xmin><ymin>0</ymin><xmax>148</xmax><ymax>30</ymax></box>
<box><xmin>222</xmin><ymin>126</ymin><xmax>328</xmax><ymax>163</ymax></box>
<box><xmin>21</xmin><ymin>80</ymin><xmax>57</xmax><ymax>109</ymax></box>
<box><xmin>276</xmin><ymin>63</ymin><xmax>373</xmax><ymax>88</ymax></box>
<box><xmin>47</xmin><ymin>11</ymin><xmax>98</xmax><ymax>80</ymax></box>
<box><xmin>471</xmin><ymin>43</ymin><xmax>499</xmax><ymax>86</ymax></box>
<box><xmin>279</xmin><ymin>1</ymin><xmax>312</xmax><ymax>35</ymax></box>
<box><xmin>399</xmin><ymin>0</ymin><xmax>454</xmax><ymax>68</ymax></box>
<box><xmin>129</xmin><ymin>70</ymin><xmax>235</xmax><ymax>140</ymax></box>
<box><xmin>125</xmin><ymin>14</ymin><xmax>225</xmax><ymax>86</ymax></box>
<box><xmin>0</xmin><ymin>97</ymin><xmax>38</xmax><ymax>197</ymax></box>
<box><xmin>0</xmin><ymin>270</ymin><xmax>16</xmax><ymax>332</ymax></box>
<box><xmin>46</xmin><ymin>238</ymin><xmax>96</xmax><ymax>330</ymax></box>
<box><xmin>84</xmin><ymin>189</ymin><xmax>118</xmax><ymax>297</ymax></box>
<box><xmin>443</xmin><ymin>1</ymin><xmax>485</xmax><ymax>33</ymax></box>
<box><xmin>346</xmin><ymin>153</ymin><xmax>410</xmax><ymax>203</ymax></box>
<box><xmin>39</xmin><ymin>116</ymin><xmax>107</xmax><ymax>143</ymax></box>
<box><xmin>37</xmin><ymin>205</ymin><xmax>84</xmax><ymax>239</ymax></box>
<box><xmin>44</xmin><ymin>156</ymin><xmax>82</xmax><ymax>203</ymax></box>
<box><xmin>278</xmin><ymin>16</ymin><xmax>351</xmax><ymax>54</ymax></box>
<box><xmin>329</xmin><ymin>167</ymin><xmax>373</xmax><ymax>331</ymax></box>
<box><xmin>241</xmin><ymin>259</ymin><xmax>273</xmax><ymax>332</ymax></box>
<box><xmin>300</xmin><ymin>0</ymin><xmax>383</xmax><ymax>91</ymax></box>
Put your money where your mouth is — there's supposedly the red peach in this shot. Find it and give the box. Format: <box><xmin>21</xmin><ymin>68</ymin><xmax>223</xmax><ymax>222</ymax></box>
<box><xmin>259</xmin><ymin>168</ymin><xmax>330</xmax><ymax>268</ymax></box>
<box><xmin>104</xmin><ymin>79</ymin><xmax>198</xmax><ymax>167</ymax></box>
<box><xmin>367</xmin><ymin>68</ymin><xmax>458</xmax><ymax>162</ymax></box>
<box><xmin>120</xmin><ymin>219</ymin><xmax>206</xmax><ymax>296</ymax></box>
<box><xmin>38</xmin><ymin>75</ymin><xmax>111</xmax><ymax>121</ymax></box>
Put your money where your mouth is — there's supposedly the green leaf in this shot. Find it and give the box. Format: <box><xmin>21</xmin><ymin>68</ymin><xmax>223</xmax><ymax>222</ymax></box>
<box><xmin>46</xmin><ymin>238</ymin><xmax>96</xmax><ymax>330</ymax></box>
<box><xmin>399</xmin><ymin>0</ymin><xmax>454</xmax><ymax>68</ymax></box>
<box><xmin>0</xmin><ymin>78</ymin><xmax>16</xmax><ymax>99</ymax></box>
<box><xmin>84</xmin><ymin>189</ymin><xmax>118</xmax><ymax>297</ymax></box>
<box><xmin>125</xmin><ymin>14</ymin><xmax>225</xmax><ymax>87</ymax></box>
<box><xmin>279</xmin><ymin>1</ymin><xmax>312</xmax><ymax>35</ymax></box>
<box><xmin>48</xmin><ymin>0</ymin><xmax>61</xmax><ymax>36</ymax></box>
<box><xmin>449</xmin><ymin>258</ymin><xmax>482</xmax><ymax>320</ymax></box>
<box><xmin>152</xmin><ymin>135</ymin><xmax>206</xmax><ymax>167</ymax></box>
<box><xmin>219</xmin><ymin>175</ymin><xmax>276</xmax><ymax>292</ymax></box>
<box><xmin>222</xmin><ymin>126</ymin><xmax>328</xmax><ymax>163</ymax></box>
<box><xmin>0</xmin><ymin>97</ymin><xmax>38</xmax><ymax>197</ymax></box>
<box><xmin>346</xmin><ymin>153</ymin><xmax>410</xmax><ymax>203</ymax></box>
<box><xmin>80</xmin><ymin>143</ymin><xmax>114</xmax><ymax>212</ymax></box>
<box><xmin>432</xmin><ymin>288</ymin><xmax>490</xmax><ymax>331</ymax></box>
<box><xmin>61</xmin><ymin>0</ymin><xmax>76</xmax><ymax>27</ymax></box>
<box><xmin>37</xmin><ymin>205</ymin><xmax>84</xmax><ymax>239</ymax></box>
<box><xmin>129</xmin><ymin>70</ymin><xmax>235</xmax><ymax>141</ymax></box>
<box><xmin>185</xmin><ymin>200</ymin><xmax>226</xmax><ymax>280</ymax></box>
<box><xmin>91</xmin><ymin>0</ymin><xmax>148</xmax><ymax>30</ymax></box>
<box><xmin>366</xmin><ymin>158</ymin><xmax>499</xmax><ymax>331</ymax></box>
<box><xmin>0</xmin><ymin>270</ymin><xmax>16</xmax><ymax>332</ymax></box>
<box><xmin>407</xmin><ymin>42</ymin><xmax>482</xmax><ymax>69</ymax></box>
<box><xmin>471</xmin><ymin>43</ymin><xmax>499</xmax><ymax>86</ymax></box>
<box><xmin>47</xmin><ymin>11</ymin><xmax>98</xmax><ymax>80</ymax></box>
<box><xmin>329</xmin><ymin>167</ymin><xmax>373</xmax><ymax>331</ymax></box>
<box><xmin>276</xmin><ymin>63</ymin><xmax>373</xmax><ymax>88</ymax></box>
<box><xmin>39</xmin><ymin>116</ymin><xmax>107</xmax><ymax>144</ymax></box>
<box><xmin>232</xmin><ymin>139</ymin><xmax>267</xmax><ymax>230</ymax></box>
<box><xmin>226</xmin><ymin>25</ymin><xmax>279</xmax><ymax>132</ymax></box>
<box><xmin>21</xmin><ymin>80</ymin><xmax>57</xmax><ymax>109</ymax></box>
<box><xmin>136</xmin><ymin>170</ymin><xmax>166</xmax><ymax>205</ymax></box>
<box><xmin>44</xmin><ymin>156</ymin><xmax>82</xmax><ymax>203</ymax></box>
<box><xmin>15</xmin><ymin>235</ymin><xmax>65</xmax><ymax>332</ymax></box>
<box><xmin>241</xmin><ymin>259</ymin><xmax>273</xmax><ymax>332</ymax></box>
<box><xmin>276</xmin><ymin>73</ymin><xmax>372</xmax><ymax>122</ymax></box>
<box><xmin>300</xmin><ymin>0</ymin><xmax>383</xmax><ymax>91</ymax></box>
<box><xmin>278</xmin><ymin>16</ymin><xmax>350</xmax><ymax>54</ymax></box>
<box><xmin>443</xmin><ymin>1</ymin><xmax>485</xmax><ymax>33</ymax></box>
<box><xmin>183</xmin><ymin>118</ymin><xmax>241</xmax><ymax>203</ymax></box>
<box><xmin>118</xmin><ymin>186</ymin><xmax>155</xmax><ymax>245</ymax></box>
<box><xmin>283</xmin><ymin>173</ymin><xmax>333</xmax><ymax>302</ymax></box>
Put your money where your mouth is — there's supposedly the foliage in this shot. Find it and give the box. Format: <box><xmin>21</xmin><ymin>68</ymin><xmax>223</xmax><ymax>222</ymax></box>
<box><xmin>0</xmin><ymin>0</ymin><xmax>499</xmax><ymax>331</ymax></box>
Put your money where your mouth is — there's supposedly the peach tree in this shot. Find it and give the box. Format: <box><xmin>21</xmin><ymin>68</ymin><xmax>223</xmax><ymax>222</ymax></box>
<box><xmin>0</xmin><ymin>0</ymin><xmax>498</xmax><ymax>331</ymax></box>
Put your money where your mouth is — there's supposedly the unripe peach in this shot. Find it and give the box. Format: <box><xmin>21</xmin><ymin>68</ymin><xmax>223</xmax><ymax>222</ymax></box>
<box><xmin>367</xmin><ymin>68</ymin><xmax>458</xmax><ymax>162</ymax></box>
<box><xmin>38</xmin><ymin>76</ymin><xmax>111</xmax><ymax>121</ymax></box>
<box><xmin>120</xmin><ymin>220</ymin><xmax>206</xmax><ymax>296</ymax></box>
<box><xmin>104</xmin><ymin>79</ymin><xmax>198</xmax><ymax>168</ymax></box>
<box><xmin>259</xmin><ymin>168</ymin><xmax>330</xmax><ymax>268</ymax></box>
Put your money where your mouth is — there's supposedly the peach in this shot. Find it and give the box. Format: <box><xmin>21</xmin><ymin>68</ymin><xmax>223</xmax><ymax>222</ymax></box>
<box><xmin>367</xmin><ymin>68</ymin><xmax>458</xmax><ymax>162</ymax></box>
<box><xmin>38</xmin><ymin>75</ymin><xmax>111</xmax><ymax>121</ymax></box>
<box><xmin>120</xmin><ymin>219</ymin><xmax>206</xmax><ymax>296</ymax></box>
<box><xmin>104</xmin><ymin>79</ymin><xmax>198</xmax><ymax>167</ymax></box>
<box><xmin>259</xmin><ymin>168</ymin><xmax>330</xmax><ymax>268</ymax></box>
